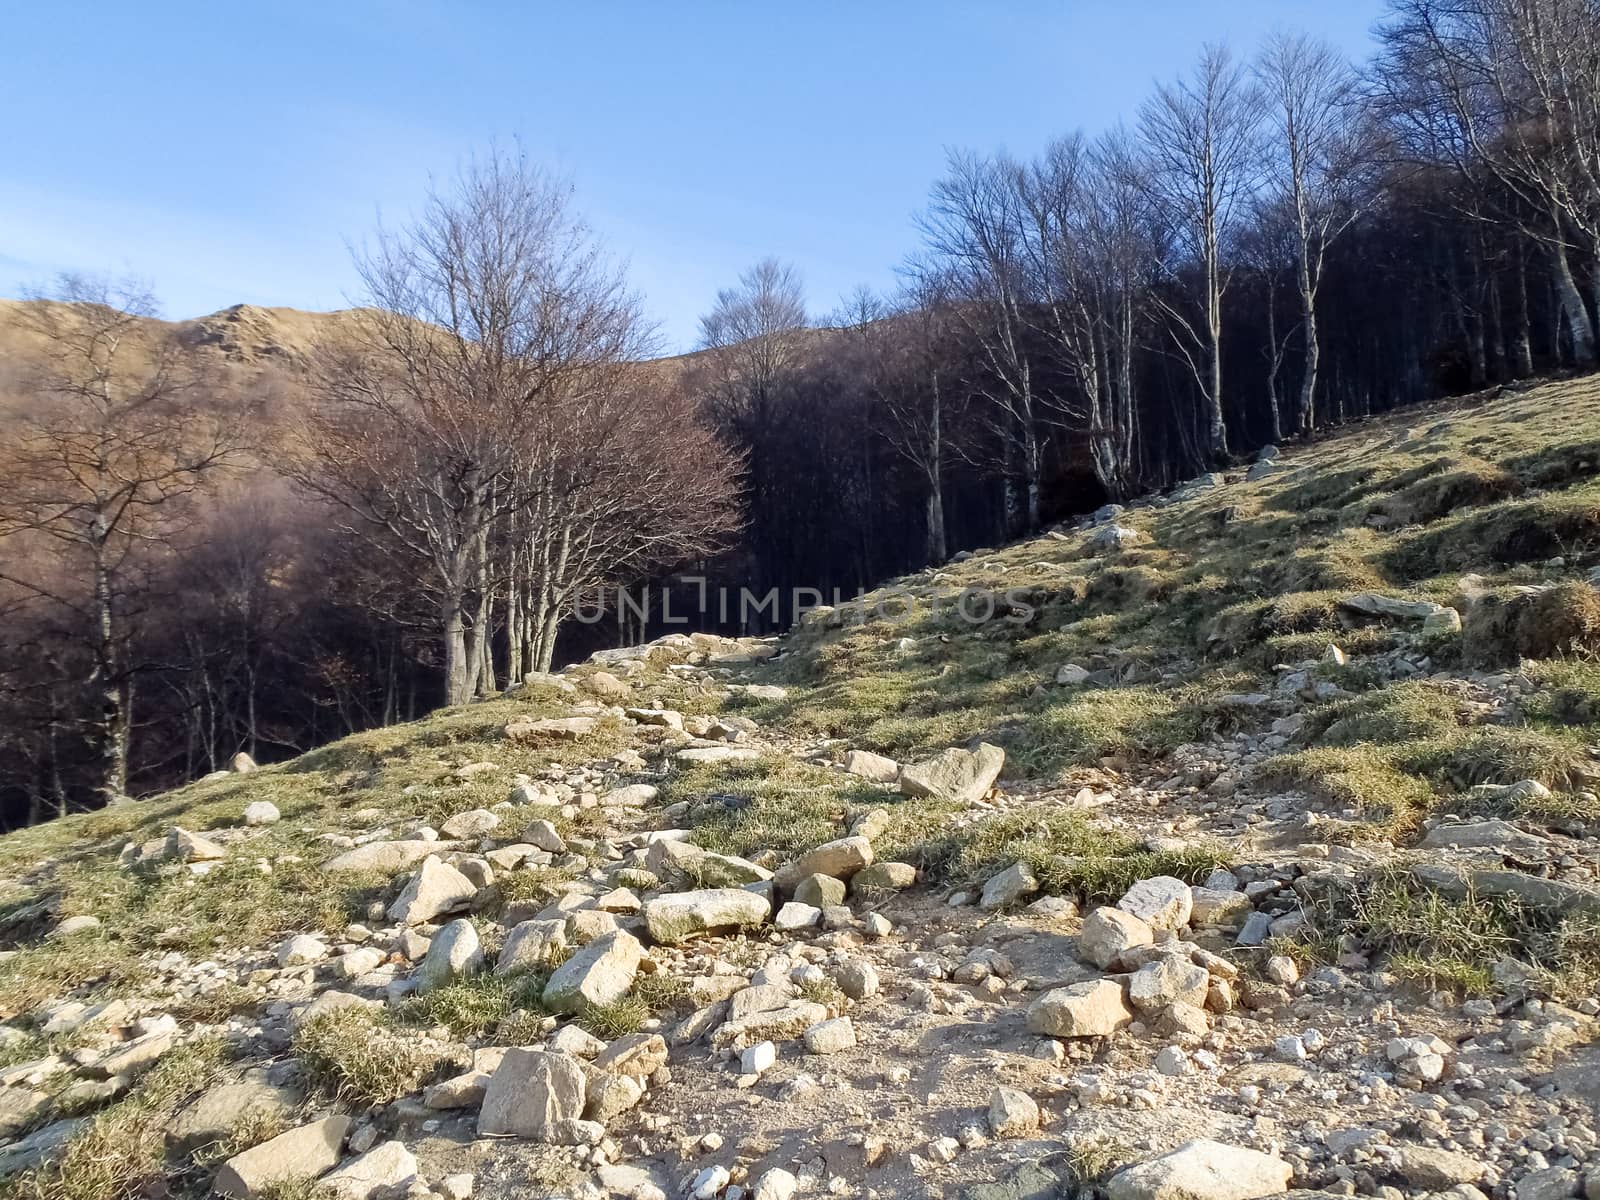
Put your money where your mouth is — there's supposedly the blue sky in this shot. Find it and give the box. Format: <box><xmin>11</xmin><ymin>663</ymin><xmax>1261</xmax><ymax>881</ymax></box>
<box><xmin>1</xmin><ymin>1</ymin><xmax>1390</xmax><ymax>354</ymax></box>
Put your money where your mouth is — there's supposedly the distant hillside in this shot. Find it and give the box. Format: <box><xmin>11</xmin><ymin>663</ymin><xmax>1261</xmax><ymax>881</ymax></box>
<box><xmin>0</xmin><ymin>298</ymin><xmax>717</xmax><ymax>389</ymax></box>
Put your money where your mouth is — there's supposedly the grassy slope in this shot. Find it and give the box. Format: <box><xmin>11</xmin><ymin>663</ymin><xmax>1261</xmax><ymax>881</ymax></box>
<box><xmin>743</xmin><ymin>375</ymin><xmax>1600</xmax><ymax>833</ymax></box>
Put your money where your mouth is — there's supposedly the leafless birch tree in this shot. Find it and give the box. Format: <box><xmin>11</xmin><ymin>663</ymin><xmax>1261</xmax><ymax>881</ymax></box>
<box><xmin>1140</xmin><ymin>45</ymin><xmax>1265</xmax><ymax>461</ymax></box>
<box><xmin>1257</xmin><ymin>33</ymin><xmax>1377</xmax><ymax>434</ymax></box>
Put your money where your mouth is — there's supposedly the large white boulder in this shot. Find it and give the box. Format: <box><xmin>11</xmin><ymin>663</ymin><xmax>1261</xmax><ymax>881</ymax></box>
<box><xmin>1104</xmin><ymin>1139</ymin><xmax>1292</xmax><ymax>1200</ymax></box>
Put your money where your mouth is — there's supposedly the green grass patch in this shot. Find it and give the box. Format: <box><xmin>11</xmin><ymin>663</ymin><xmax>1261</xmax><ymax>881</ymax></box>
<box><xmin>5</xmin><ymin>1038</ymin><xmax>230</xmax><ymax>1200</ymax></box>
<box><xmin>1306</xmin><ymin>682</ymin><xmax>1462</xmax><ymax>748</ymax></box>
<box><xmin>291</xmin><ymin>1006</ymin><xmax>454</xmax><ymax>1106</ymax></box>
<box><xmin>1386</xmin><ymin>491</ymin><xmax>1600</xmax><ymax>580</ymax></box>
<box><xmin>1399</xmin><ymin>725</ymin><xmax>1589</xmax><ymax>791</ymax></box>
<box><xmin>577</xmin><ymin>996</ymin><xmax>650</xmax><ymax>1039</ymax></box>
<box><xmin>1261</xmin><ymin>747</ymin><xmax>1438</xmax><ymax>841</ymax></box>
<box><xmin>397</xmin><ymin>968</ymin><xmax>550</xmax><ymax>1039</ymax></box>
<box><xmin>921</xmin><ymin>806</ymin><xmax>1230</xmax><ymax>900</ymax></box>
<box><xmin>664</xmin><ymin>755</ymin><xmax>958</xmax><ymax>864</ymax></box>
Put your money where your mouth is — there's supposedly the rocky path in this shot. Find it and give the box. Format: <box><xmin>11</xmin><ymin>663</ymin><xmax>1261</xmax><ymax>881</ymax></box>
<box><xmin>0</xmin><ymin>630</ymin><xmax>1597</xmax><ymax>1200</ymax></box>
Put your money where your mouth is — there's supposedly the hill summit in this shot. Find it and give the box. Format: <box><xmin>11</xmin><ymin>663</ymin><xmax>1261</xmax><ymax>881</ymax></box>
<box><xmin>0</xmin><ymin>375</ymin><xmax>1597</xmax><ymax>1198</ymax></box>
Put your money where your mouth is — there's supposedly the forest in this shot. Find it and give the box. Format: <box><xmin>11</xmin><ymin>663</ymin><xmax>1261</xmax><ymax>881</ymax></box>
<box><xmin>1</xmin><ymin>0</ymin><xmax>1598</xmax><ymax>827</ymax></box>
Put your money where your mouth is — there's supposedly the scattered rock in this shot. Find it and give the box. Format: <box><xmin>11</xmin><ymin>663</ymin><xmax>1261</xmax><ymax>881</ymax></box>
<box><xmin>1079</xmin><ymin>907</ymin><xmax>1154</xmax><ymax>970</ymax></box>
<box><xmin>1116</xmin><ymin>876</ymin><xmax>1193</xmax><ymax>931</ymax></box>
<box><xmin>168</xmin><ymin>827</ymin><xmax>226</xmax><ymax>863</ymax></box>
<box><xmin>0</xmin><ymin>1089</ymin><xmax>49</xmax><ymax>1138</ymax></box>
<box><xmin>740</xmin><ymin>1041</ymin><xmax>777</xmax><ymax>1075</ymax></box>
<box><xmin>505</xmin><ymin>715</ymin><xmax>598</xmax><ymax>742</ymax></box>
<box><xmin>803</xmin><ymin>1017</ymin><xmax>856</xmax><ymax>1054</ymax></box>
<box><xmin>751</xmin><ymin>1168</ymin><xmax>798</xmax><ymax>1200</ymax></box>
<box><xmin>214</xmin><ymin>1116</ymin><xmax>351</xmax><ymax>1199</ymax></box>
<box><xmin>51</xmin><ymin>915</ymin><xmax>100</xmax><ymax>939</ymax></box>
<box><xmin>440</xmin><ymin>809</ymin><xmax>500</xmax><ymax>839</ymax></box>
<box><xmin>793</xmin><ymin>873</ymin><xmax>847</xmax><ymax>908</ymax></box>
<box><xmin>1188</xmin><ymin>886</ymin><xmax>1250</xmax><ymax>927</ymax></box>
<box><xmin>774</xmin><ymin>901</ymin><xmax>821</xmax><ymax>931</ymax></box>
<box><xmin>674</xmin><ymin>746</ymin><xmax>760</xmax><ymax>766</ymax></box>
<box><xmin>601</xmin><ymin>784</ymin><xmax>659</xmax><ymax>808</ymax></box>
<box><xmin>899</xmin><ymin>743</ymin><xmax>1005</xmax><ymax>804</ymax></box>
<box><xmin>1264</xmin><ymin>955</ymin><xmax>1299</xmax><ymax>987</ymax></box>
<box><xmin>980</xmin><ymin>861</ymin><xmax>1038</xmax><ymax>909</ymax></box>
<box><xmin>852</xmin><ymin>861</ymin><xmax>917</xmax><ymax>893</ymax></box>
<box><xmin>321</xmin><ymin>1141</ymin><xmax>418</xmax><ymax>1200</ymax></box>
<box><xmin>497</xmin><ymin>919</ymin><xmax>569</xmax><ymax>974</ymax></box>
<box><xmin>987</xmin><ymin>1086</ymin><xmax>1039</xmax><ymax>1138</ymax></box>
<box><xmin>1515</xmin><ymin>1167</ymin><xmax>1581</xmax><ymax>1200</ymax></box>
<box><xmin>170</xmin><ymin>1081</ymin><xmax>300</xmax><ymax>1158</ymax></box>
<box><xmin>841</xmin><ymin>749</ymin><xmax>900</xmax><ymax>783</ymax></box>
<box><xmin>773</xmin><ymin>836</ymin><xmax>874</xmax><ymax>890</ymax></box>
<box><xmin>276</xmin><ymin>934</ymin><xmax>327</xmax><ymax>968</ymax></box>
<box><xmin>1026</xmin><ymin>979</ymin><xmax>1134</xmax><ymax>1038</ymax></box>
<box><xmin>477</xmin><ymin>1049</ymin><xmax>587</xmax><ymax>1139</ymax></box>
<box><xmin>388</xmin><ymin>856</ymin><xmax>476</xmax><ymax>925</ymax></box>
<box><xmin>416</xmin><ymin>918</ymin><xmax>483</xmax><ymax>994</ymax></box>
<box><xmin>584</xmin><ymin>1072</ymin><xmax>644</xmax><ymax>1121</ymax></box>
<box><xmin>1392</xmin><ymin>1145</ymin><xmax>1485</xmax><ymax>1189</ymax></box>
<box><xmin>325</xmin><ymin>840</ymin><xmax>447</xmax><ymax>875</ymax></box>
<box><xmin>643</xmin><ymin>888</ymin><xmax>772</xmax><ymax>944</ymax></box>
<box><xmin>542</xmin><ymin>930</ymin><xmax>643</xmax><ymax>1014</ymax></box>
<box><xmin>1128</xmin><ymin>956</ymin><xmax>1210</xmax><ymax>1012</ymax></box>
<box><xmin>834</xmin><ymin>958</ymin><xmax>879</xmax><ymax>1000</ymax></box>
<box><xmin>592</xmin><ymin>1032</ymin><xmax>668</xmax><ymax>1081</ymax></box>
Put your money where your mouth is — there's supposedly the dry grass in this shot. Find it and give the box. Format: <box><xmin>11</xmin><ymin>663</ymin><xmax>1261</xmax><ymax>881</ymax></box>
<box><xmin>1466</xmin><ymin>583</ymin><xmax>1600</xmax><ymax>664</ymax></box>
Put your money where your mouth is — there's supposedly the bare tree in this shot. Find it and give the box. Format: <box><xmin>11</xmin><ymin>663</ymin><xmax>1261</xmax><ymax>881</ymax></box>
<box><xmin>697</xmin><ymin>258</ymin><xmax>810</xmax><ymax>432</ymax></box>
<box><xmin>1140</xmin><ymin>44</ymin><xmax>1265</xmax><ymax>461</ymax></box>
<box><xmin>292</xmin><ymin>151</ymin><xmax>655</xmax><ymax>706</ymax></box>
<box><xmin>507</xmin><ymin>369</ymin><xmax>741</xmax><ymax>674</ymax></box>
<box><xmin>848</xmin><ymin>275</ymin><xmax>963</xmax><ymax>562</ymax></box>
<box><xmin>694</xmin><ymin>258</ymin><xmax>809</xmax><ymax>599</ymax></box>
<box><xmin>922</xmin><ymin>150</ymin><xmax>1056</xmax><ymax>531</ymax></box>
<box><xmin>1014</xmin><ymin>132</ymin><xmax>1155</xmax><ymax>499</ymax></box>
<box><xmin>1257</xmin><ymin>33</ymin><xmax>1377</xmax><ymax>434</ymax></box>
<box><xmin>1376</xmin><ymin>0</ymin><xmax>1600</xmax><ymax>363</ymax></box>
<box><xmin>1239</xmin><ymin>195</ymin><xmax>1302</xmax><ymax>441</ymax></box>
<box><xmin>0</xmin><ymin>277</ymin><xmax>245</xmax><ymax>807</ymax></box>
<box><xmin>1088</xmin><ymin>129</ymin><xmax>1158</xmax><ymax>487</ymax></box>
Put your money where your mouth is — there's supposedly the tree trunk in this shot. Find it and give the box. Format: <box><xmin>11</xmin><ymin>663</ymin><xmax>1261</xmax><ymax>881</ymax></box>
<box><xmin>1551</xmin><ymin>242</ymin><xmax>1597</xmax><ymax>366</ymax></box>
<box><xmin>1263</xmin><ymin>276</ymin><xmax>1283</xmax><ymax>443</ymax></box>
<box><xmin>925</xmin><ymin>483</ymin><xmax>947</xmax><ymax>565</ymax></box>
<box><xmin>1298</xmin><ymin>278</ymin><xmax>1319</xmax><ymax>437</ymax></box>
<box><xmin>443</xmin><ymin>594</ymin><xmax>471</xmax><ymax>707</ymax></box>
<box><xmin>505</xmin><ymin>548</ymin><xmax>524</xmax><ymax>686</ymax></box>
<box><xmin>1022</xmin><ymin>428</ymin><xmax>1043</xmax><ymax>533</ymax></box>
<box><xmin>1589</xmin><ymin>250</ymin><xmax>1600</xmax><ymax>345</ymax></box>
<box><xmin>89</xmin><ymin>534</ymin><xmax>130</xmax><ymax>807</ymax></box>
<box><xmin>1512</xmin><ymin>242</ymin><xmax>1535</xmax><ymax>378</ymax></box>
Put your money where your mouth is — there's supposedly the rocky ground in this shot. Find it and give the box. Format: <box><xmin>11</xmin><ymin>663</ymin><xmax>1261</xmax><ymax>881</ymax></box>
<box><xmin>2</xmin><ymin>380</ymin><xmax>1599</xmax><ymax>1200</ymax></box>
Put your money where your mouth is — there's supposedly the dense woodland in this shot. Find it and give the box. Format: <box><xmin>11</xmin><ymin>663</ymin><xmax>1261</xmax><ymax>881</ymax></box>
<box><xmin>2</xmin><ymin>0</ymin><xmax>1599</xmax><ymax>827</ymax></box>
